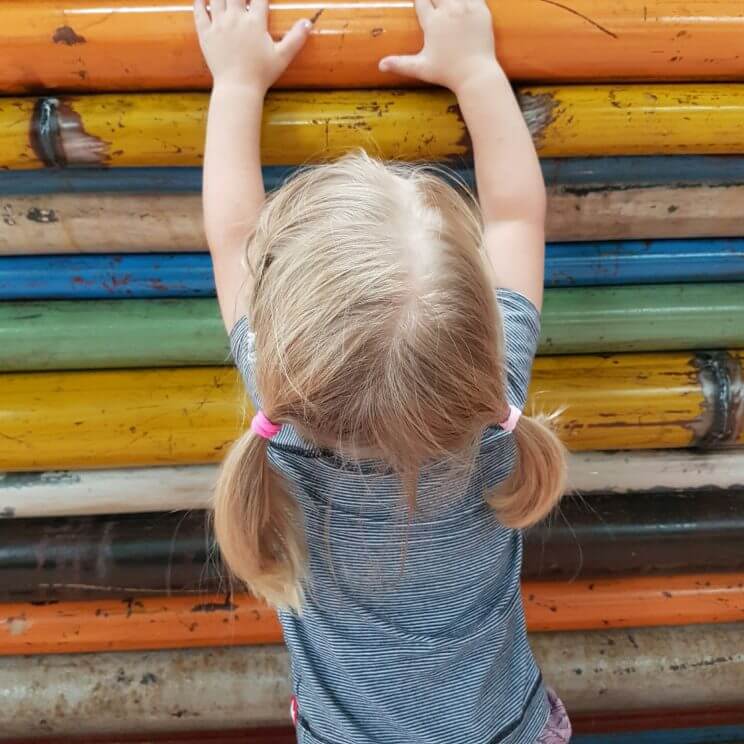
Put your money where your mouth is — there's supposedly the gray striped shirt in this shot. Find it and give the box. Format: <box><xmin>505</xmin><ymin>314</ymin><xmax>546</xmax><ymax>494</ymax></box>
<box><xmin>231</xmin><ymin>288</ymin><xmax>549</xmax><ymax>744</ymax></box>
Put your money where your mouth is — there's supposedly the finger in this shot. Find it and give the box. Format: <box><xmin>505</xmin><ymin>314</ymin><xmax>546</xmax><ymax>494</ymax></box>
<box><xmin>276</xmin><ymin>18</ymin><xmax>312</xmax><ymax>62</ymax></box>
<box><xmin>210</xmin><ymin>0</ymin><xmax>226</xmax><ymax>16</ymax></box>
<box><xmin>193</xmin><ymin>0</ymin><xmax>211</xmax><ymax>32</ymax></box>
<box><xmin>249</xmin><ymin>0</ymin><xmax>269</xmax><ymax>22</ymax></box>
<box><xmin>414</xmin><ymin>0</ymin><xmax>434</xmax><ymax>21</ymax></box>
<box><xmin>378</xmin><ymin>54</ymin><xmax>427</xmax><ymax>80</ymax></box>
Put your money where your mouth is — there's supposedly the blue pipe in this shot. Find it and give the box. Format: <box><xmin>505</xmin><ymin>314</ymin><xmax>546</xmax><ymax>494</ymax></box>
<box><xmin>2</xmin><ymin>239</ymin><xmax>742</xmax><ymax>300</ymax></box>
<box><xmin>3</xmin><ymin>156</ymin><xmax>744</xmax><ymax>194</ymax></box>
<box><xmin>575</xmin><ymin>724</ymin><xmax>744</xmax><ymax>744</ymax></box>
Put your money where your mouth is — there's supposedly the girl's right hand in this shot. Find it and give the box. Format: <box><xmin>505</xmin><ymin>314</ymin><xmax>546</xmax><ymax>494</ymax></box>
<box><xmin>194</xmin><ymin>0</ymin><xmax>311</xmax><ymax>94</ymax></box>
<box><xmin>378</xmin><ymin>0</ymin><xmax>501</xmax><ymax>94</ymax></box>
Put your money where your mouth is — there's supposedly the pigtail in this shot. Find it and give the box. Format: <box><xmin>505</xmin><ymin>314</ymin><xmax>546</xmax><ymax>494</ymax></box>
<box><xmin>487</xmin><ymin>413</ymin><xmax>567</xmax><ymax>529</ymax></box>
<box><xmin>213</xmin><ymin>427</ymin><xmax>306</xmax><ymax>611</ymax></box>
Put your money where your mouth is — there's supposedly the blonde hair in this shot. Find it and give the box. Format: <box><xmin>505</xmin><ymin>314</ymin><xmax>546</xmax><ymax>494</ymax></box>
<box><xmin>213</xmin><ymin>152</ymin><xmax>567</xmax><ymax>610</ymax></box>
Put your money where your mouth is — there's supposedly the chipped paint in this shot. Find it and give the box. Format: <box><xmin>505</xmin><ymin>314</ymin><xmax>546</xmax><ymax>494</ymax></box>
<box><xmin>518</xmin><ymin>91</ymin><xmax>560</xmax><ymax>147</ymax></box>
<box><xmin>692</xmin><ymin>351</ymin><xmax>744</xmax><ymax>448</ymax></box>
<box><xmin>29</xmin><ymin>97</ymin><xmax>108</xmax><ymax>167</ymax></box>
<box><xmin>0</xmin><ymin>626</ymin><xmax>741</xmax><ymax>735</ymax></box>
<box><xmin>1</xmin><ymin>574</ymin><xmax>742</xmax><ymax>656</ymax></box>
<box><xmin>52</xmin><ymin>25</ymin><xmax>86</xmax><ymax>45</ymax></box>
<box><xmin>2</xmin><ymin>491</ymin><xmax>743</xmax><ymax>602</ymax></box>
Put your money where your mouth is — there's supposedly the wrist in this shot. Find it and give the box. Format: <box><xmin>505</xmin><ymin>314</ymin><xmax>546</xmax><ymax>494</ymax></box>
<box><xmin>211</xmin><ymin>79</ymin><xmax>268</xmax><ymax>101</ymax></box>
<box><xmin>452</xmin><ymin>62</ymin><xmax>508</xmax><ymax>100</ymax></box>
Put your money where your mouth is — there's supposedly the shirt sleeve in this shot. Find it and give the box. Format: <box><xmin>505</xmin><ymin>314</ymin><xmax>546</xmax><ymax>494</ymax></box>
<box><xmin>495</xmin><ymin>288</ymin><xmax>542</xmax><ymax>410</ymax></box>
<box><xmin>229</xmin><ymin>315</ymin><xmax>260</xmax><ymax>407</ymax></box>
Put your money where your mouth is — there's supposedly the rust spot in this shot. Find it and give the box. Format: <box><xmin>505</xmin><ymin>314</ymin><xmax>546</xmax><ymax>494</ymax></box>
<box><xmin>371</xmin><ymin>27</ymin><xmax>383</xmax><ymax>37</ymax></box>
<box><xmin>52</xmin><ymin>25</ymin><xmax>86</xmax><ymax>45</ymax></box>
<box><xmin>518</xmin><ymin>91</ymin><xmax>560</xmax><ymax>148</ymax></box>
<box><xmin>29</xmin><ymin>97</ymin><xmax>109</xmax><ymax>167</ymax></box>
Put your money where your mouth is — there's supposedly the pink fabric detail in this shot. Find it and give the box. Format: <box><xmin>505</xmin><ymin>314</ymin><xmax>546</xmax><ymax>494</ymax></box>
<box><xmin>499</xmin><ymin>404</ymin><xmax>522</xmax><ymax>433</ymax></box>
<box><xmin>290</xmin><ymin>695</ymin><xmax>298</xmax><ymax>726</ymax></box>
<box><xmin>251</xmin><ymin>410</ymin><xmax>282</xmax><ymax>440</ymax></box>
<box><xmin>535</xmin><ymin>688</ymin><xmax>572</xmax><ymax>743</ymax></box>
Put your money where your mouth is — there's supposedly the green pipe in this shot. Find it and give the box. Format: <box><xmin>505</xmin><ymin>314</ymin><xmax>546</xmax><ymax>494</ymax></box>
<box><xmin>540</xmin><ymin>283</ymin><xmax>744</xmax><ymax>354</ymax></box>
<box><xmin>1</xmin><ymin>284</ymin><xmax>742</xmax><ymax>371</ymax></box>
<box><xmin>1</xmin><ymin>298</ymin><xmax>228</xmax><ymax>371</ymax></box>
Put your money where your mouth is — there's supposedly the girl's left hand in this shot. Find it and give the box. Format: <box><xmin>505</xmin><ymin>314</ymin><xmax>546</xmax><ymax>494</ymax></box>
<box><xmin>194</xmin><ymin>0</ymin><xmax>312</xmax><ymax>94</ymax></box>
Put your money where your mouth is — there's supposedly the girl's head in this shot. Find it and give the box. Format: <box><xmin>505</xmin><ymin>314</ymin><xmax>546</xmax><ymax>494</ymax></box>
<box><xmin>214</xmin><ymin>152</ymin><xmax>566</xmax><ymax>609</ymax></box>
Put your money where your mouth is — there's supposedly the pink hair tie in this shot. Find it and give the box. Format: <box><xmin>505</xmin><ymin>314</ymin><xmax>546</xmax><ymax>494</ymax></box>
<box><xmin>251</xmin><ymin>410</ymin><xmax>282</xmax><ymax>440</ymax></box>
<box><xmin>499</xmin><ymin>404</ymin><xmax>522</xmax><ymax>433</ymax></box>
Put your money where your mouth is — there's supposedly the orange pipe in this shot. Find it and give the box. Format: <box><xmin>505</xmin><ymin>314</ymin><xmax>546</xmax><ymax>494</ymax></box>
<box><xmin>2</xmin><ymin>574</ymin><xmax>742</xmax><ymax>655</ymax></box>
<box><xmin>4</xmin><ymin>0</ymin><xmax>744</xmax><ymax>94</ymax></box>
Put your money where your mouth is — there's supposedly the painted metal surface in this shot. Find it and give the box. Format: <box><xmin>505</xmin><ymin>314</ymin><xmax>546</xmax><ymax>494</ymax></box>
<box><xmin>5</xmin><ymin>186</ymin><xmax>744</xmax><ymax>254</ymax></box>
<box><xmin>1</xmin><ymin>491</ymin><xmax>742</xmax><ymax>601</ymax></box>
<box><xmin>4</xmin><ymin>157</ymin><xmax>744</xmax><ymax>195</ymax></box>
<box><xmin>523</xmin><ymin>491</ymin><xmax>744</xmax><ymax>580</ymax></box>
<box><xmin>0</xmin><ymin>465</ymin><xmax>217</xmax><ymax>518</ymax></box>
<box><xmin>546</xmin><ymin>183</ymin><xmax>744</xmax><ymax>242</ymax></box>
<box><xmin>0</xmin><ymin>367</ymin><xmax>243</xmax><ymax>471</ymax></box>
<box><xmin>2</xmin><ymin>286</ymin><xmax>743</xmax><ymax>372</ymax></box>
<box><xmin>545</xmin><ymin>240</ymin><xmax>744</xmax><ymax>287</ymax></box>
<box><xmin>5</xmin><ymin>86</ymin><xmax>744</xmax><ymax>169</ymax></box>
<box><xmin>3</xmin><ymin>241</ymin><xmax>744</xmax><ymax>297</ymax></box>
<box><xmin>2</xmin><ymin>573</ymin><xmax>743</xmax><ymax>655</ymax></box>
<box><xmin>0</xmin><ymin>594</ymin><xmax>283</xmax><ymax>655</ymax></box>
<box><xmin>0</xmin><ymin>193</ymin><xmax>206</xmax><ymax>254</ymax></box>
<box><xmin>575</xmin><ymin>727</ymin><xmax>744</xmax><ymax>744</ymax></box>
<box><xmin>2</xmin><ymin>450</ymin><xmax>744</xmax><ymax>519</ymax></box>
<box><xmin>0</xmin><ymin>254</ymin><xmax>216</xmax><ymax>298</ymax></box>
<box><xmin>6</xmin><ymin>724</ymin><xmax>744</xmax><ymax>744</ymax></box>
<box><xmin>539</xmin><ymin>284</ymin><xmax>744</xmax><ymax>354</ymax></box>
<box><xmin>6</xmin><ymin>0</ymin><xmax>744</xmax><ymax>93</ymax></box>
<box><xmin>0</xmin><ymin>299</ymin><xmax>228</xmax><ymax>371</ymax></box>
<box><xmin>566</xmin><ymin>450</ymin><xmax>744</xmax><ymax>495</ymax></box>
<box><xmin>1</xmin><ymin>351</ymin><xmax>743</xmax><ymax>470</ymax></box>
<box><xmin>0</xmin><ymin>625</ymin><xmax>741</xmax><ymax>735</ymax></box>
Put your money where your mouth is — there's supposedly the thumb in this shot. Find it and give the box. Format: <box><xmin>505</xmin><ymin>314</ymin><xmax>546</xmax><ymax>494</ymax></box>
<box><xmin>276</xmin><ymin>18</ymin><xmax>312</xmax><ymax>63</ymax></box>
<box><xmin>379</xmin><ymin>54</ymin><xmax>427</xmax><ymax>80</ymax></box>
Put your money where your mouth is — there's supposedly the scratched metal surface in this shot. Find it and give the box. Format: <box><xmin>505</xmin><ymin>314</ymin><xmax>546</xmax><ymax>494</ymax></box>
<box><xmin>4</xmin><ymin>186</ymin><xmax>744</xmax><ymax>253</ymax></box>
<box><xmin>3</xmin><ymin>86</ymin><xmax>744</xmax><ymax>169</ymax></box>
<box><xmin>2</xmin><ymin>450</ymin><xmax>744</xmax><ymax>519</ymax></box>
<box><xmin>1</xmin><ymin>286</ymin><xmax>743</xmax><ymax>371</ymax></box>
<box><xmin>4</xmin><ymin>157</ymin><xmax>744</xmax><ymax>194</ymax></box>
<box><xmin>4</xmin><ymin>0</ymin><xmax>744</xmax><ymax>93</ymax></box>
<box><xmin>1</xmin><ymin>490</ymin><xmax>742</xmax><ymax>601</ymax></box>
<box><xmin>4</xmin><ymin>723</ymin><xmax>744</xmax><ymax>743</ymax></box>
<box><xmin>1</xmin><ymin>572</ymin><xmax>743</xmax><ymax>655</ymax></box>
<box><xmin>0</xmin><ymin>625</ymin><xmax>741</xmax><ymax>735</ymax></box>
<box><xmin>2</xmin><ymin>241</ymin><xmax>743</xmax><ymax>296</ymax></box>
<box><xmin>1</xmin><ymin>351</ymin><xmax>743</xmax><ymax>470</ymax></box>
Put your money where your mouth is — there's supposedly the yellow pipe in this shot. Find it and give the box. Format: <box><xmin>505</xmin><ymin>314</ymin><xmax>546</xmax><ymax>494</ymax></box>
<box><xmin>3</xmin><ymin>85</ymin><xmax>744</xmax><ymax>169</ymax></box>
<box><xmin>1</xmin><ymin>350</ymin><xmax>734</xmax><ymax>472</ymax></box>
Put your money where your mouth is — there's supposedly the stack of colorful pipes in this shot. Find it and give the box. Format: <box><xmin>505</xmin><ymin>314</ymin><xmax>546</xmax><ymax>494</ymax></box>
<box><xmin>1</xmin><ymin>1</ymin><xmax>744</xmax><ymax>742</ymax></box>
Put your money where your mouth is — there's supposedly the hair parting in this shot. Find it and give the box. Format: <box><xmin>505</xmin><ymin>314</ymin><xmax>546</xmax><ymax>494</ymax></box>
<box><xmin>213</xmin><ymin>151</ymin><xmax>566</xmax><ymax>609</ymax></box>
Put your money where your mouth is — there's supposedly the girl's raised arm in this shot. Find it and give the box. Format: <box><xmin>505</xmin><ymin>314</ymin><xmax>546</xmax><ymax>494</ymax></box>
<box><xmin>380</xmin><ymin>0</ymin><xmax>546</xmax><ymax>310</ymax></box>
<box><xmin>194</xmin><ymin>0</ymin><xmax>311</xmax><ymax>330</ymax></box>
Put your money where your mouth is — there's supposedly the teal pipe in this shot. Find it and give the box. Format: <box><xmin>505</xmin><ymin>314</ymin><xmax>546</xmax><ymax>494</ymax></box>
<box><xmin>1</xmin><ymin>284</ymin><xmax>742</xmax><ymax>371</ymax></box>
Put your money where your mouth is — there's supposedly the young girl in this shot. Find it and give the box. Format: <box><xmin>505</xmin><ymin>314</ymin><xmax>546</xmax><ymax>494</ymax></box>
<box><xmin>194</xmin><ymin>0</ymin><xmax>570</xmax><ymax>741</ymax></box>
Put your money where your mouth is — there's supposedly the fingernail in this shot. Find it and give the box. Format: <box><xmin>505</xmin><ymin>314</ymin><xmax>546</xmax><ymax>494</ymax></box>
<box><xmin>302</xmin><ymin>19</ymin><xmax>312</xmax><ymax>29</ymax></box>
<box><xmin>379</xmin><ymin>59</ymin><xmax>390</xmax><ymax>71</ymax></box>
